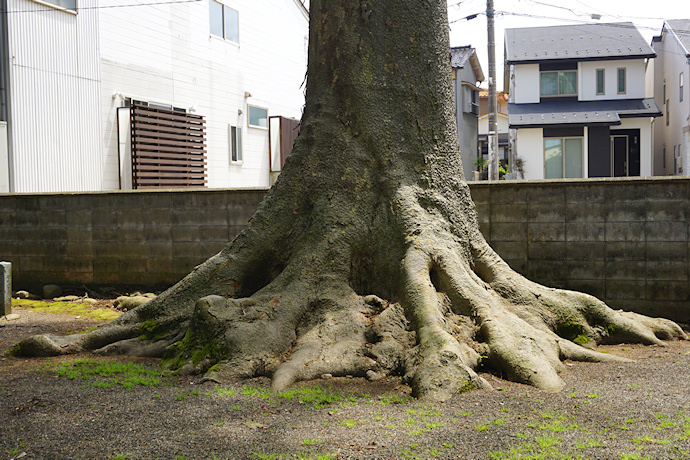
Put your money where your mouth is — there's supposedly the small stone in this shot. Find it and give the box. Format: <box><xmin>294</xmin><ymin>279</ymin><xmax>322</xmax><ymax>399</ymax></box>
<box><xmin>43</xmin><ymin>284</ymin><xmax>63</xmax><ymax>299</ymax></box>
<box><xmin>321</xmin><ymin>373</ymin><xmax>333</xmax><ymax>380</ymax></box>
<box><xmin>55</xmin><ymin>295</ymin><xmax>80</xmax><ymax>302</ymax></box>
<box><xmin>1</xmin><ymin>313</ymin><xmax>20</xmax><ymax>321</ymax></box>
<box><xmin>15</xmin><ymin>290</ymin><xmax>32</xmax><ymax>299</ymax></box>
<box><xmin>81</xmin><ymin>298</ymin><xmax>98</xmax><ymax>305</ymax></box>
<box><xmin>366</xmin><ymin>370</ymin><xmax>384</xmax><ymax>382</ymax></box>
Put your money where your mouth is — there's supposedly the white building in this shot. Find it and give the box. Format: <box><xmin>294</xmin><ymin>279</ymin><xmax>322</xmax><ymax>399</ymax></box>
<box><xmin>0</xmin><ymin>0</ymin><xmax>308</xmax><ymax>192</ymax></box>
<box><xmin>651</xmin><ymin>19</ymin><xmax>690</xmax><ymax>176</ymax></box>
<box><xmin>504</xmin><ymin>23</ymin><xmax>661</xmax><ymax>180</ymax></box>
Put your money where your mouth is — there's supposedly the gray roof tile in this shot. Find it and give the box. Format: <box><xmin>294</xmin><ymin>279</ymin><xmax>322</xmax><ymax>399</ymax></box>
<box><xmin>451</xmin><ymin>46</ymin><xmax>475</xmax><ymax>69</ymax></box>
<box><xmin>508</xmin><ymin>98</ymin><xmax>661</xmax><ymax>128</ymax></box>
<box><xmin>505</xmin><ymin>22</ymin><xmax>655</xmax><ymax>64</ymax></box>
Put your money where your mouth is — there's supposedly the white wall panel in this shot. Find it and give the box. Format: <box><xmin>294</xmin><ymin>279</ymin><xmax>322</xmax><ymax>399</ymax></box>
<box><xmin>7</xmin><ymin>0</ymin><xmax>103</xmax><ymax>192</ymax></box>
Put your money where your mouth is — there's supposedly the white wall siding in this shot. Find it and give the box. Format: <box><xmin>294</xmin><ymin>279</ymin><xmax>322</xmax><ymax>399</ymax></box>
<box><xmin>579</xmin><ymin>59</ymin><xmax>646</xmax><ymax>101</ymax></box>
<box><xmin>515</xmin><ymin>128</ymin><xmax>543</xmax><ymax>180</ymax></box>
<box><xmin>652</xmin><ymin>30</ymin><xmax>690</xmax><ymax>176</ymax></box>
<box><xmin>8</xmin><ymin>0</ymin><xmax>102</xmax><ymax>192</ymax></box>
<box><xmin>513</xmin><ymin>64</ymin><xmax>540</xmax><ymax>104</ymax></box>
<box><xmin>99</xmin><ymin>0</ymin><xmax>308</xmax><ymax>190</ymax></box>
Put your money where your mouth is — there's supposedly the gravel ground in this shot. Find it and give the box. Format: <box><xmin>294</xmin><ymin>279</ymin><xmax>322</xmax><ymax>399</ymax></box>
<box><xmin>1</xmin><ymin>306</ymin><xmax>689</xmax><ymax>460</ymax></box>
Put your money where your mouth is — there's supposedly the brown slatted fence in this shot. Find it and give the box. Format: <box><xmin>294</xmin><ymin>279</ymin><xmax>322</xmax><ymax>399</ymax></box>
<box><xmin>130</xmin><ymin>105</ymin><xmax>207</xmax><ymax>188</ymax></box>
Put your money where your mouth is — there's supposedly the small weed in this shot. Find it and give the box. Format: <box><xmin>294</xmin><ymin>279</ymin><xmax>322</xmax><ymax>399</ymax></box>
<box><xmin>215</xmin><ymin>421</ymin><xmax>225</xmax><ymax>427</ymax></box>
<box><xmin>476</xmin><ymin>424</ymin><xmax>490</xmax><ymax>431</ymax></box>
<box><xmin>302</xmin><ymin>438</ymin><xmax>323</xmax><ymax>446</ymax></box>
<box><xmin>587</xmin><ymin>393</ymin><xmax>599</xmax><ymax>399</ymax></box>
<box><xmin>340</xmin><ymin>419</ymin><xmax>357</xmax><ymax>429</ymax></box>
<box><xmin>112</xmin><ymin>456</ymin><xmax>130</xmax><ymax>460</ymax></box>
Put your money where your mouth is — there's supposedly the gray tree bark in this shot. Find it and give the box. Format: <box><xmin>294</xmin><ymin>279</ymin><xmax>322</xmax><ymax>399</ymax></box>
<box><xmin>12</xmin><ymin>0</ymin><xmax>686</xmax><ymax>400</ymax></box>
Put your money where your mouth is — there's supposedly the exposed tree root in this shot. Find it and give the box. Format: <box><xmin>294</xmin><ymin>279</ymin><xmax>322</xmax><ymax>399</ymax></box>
<box><xmin>9</xmin><ymin>0</ymin><xmax>688</xmax><ymax>401</ymax></box>
<box><xmin>11</xmin><ymin>186</ymin><xmax>687</xmax><ymax>401</ymax></box>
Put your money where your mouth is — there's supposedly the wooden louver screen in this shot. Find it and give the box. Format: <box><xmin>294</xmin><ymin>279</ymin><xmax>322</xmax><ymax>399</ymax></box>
<box><xmin>130</xmin><ymin>104</ymin><xmax>207</xmax><ymax>188</ymax></box>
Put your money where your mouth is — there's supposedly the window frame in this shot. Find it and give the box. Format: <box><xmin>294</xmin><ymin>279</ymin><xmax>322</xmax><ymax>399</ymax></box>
<box><xmin>543</xmin><ymin>136</ymin><xmax>584</xmax><ymax>179</ymax></box>
<box><xmin>247</xmin><ymin>105</ymin><xmax>268</xmax><ymax>129</ymax></box>
<box><xmin>596</xmin><ymin>69</ymin><xmax>605</xmax><ymax>95</ymax></box>
<box><xmin>209</xmin><ymin>0</ymin><xmax>239</xmax><ymax>44</ymax></box>
<box><xmin>229</xmin><ymin>125</ymin><xmax>243</xmax><ymax>164</ymax></box>
<box><xmin>540</xmin><ymin>70</ymin><xmax>577</xmax><ymax>98</ymax></box>
<box><xmin>31</xmin><ymin>0</ymin><xmax>77</xmax><ymax>13</ymax></box>
<box><xmin>617</xmin><ymin>67</ymin><xmax>626</xmax><ymax>94</ymax></box>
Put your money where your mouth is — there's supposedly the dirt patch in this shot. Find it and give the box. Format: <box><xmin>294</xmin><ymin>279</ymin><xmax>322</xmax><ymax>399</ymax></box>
<box><xmin>1</xmin><ymin>308</ymin><xmax>689</xmax><ymax>459</ymax></box>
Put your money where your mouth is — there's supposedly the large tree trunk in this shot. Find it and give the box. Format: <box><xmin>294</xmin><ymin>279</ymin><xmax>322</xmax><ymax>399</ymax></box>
<box><xmin>13</xmin><ymin>0</ymin><xmax>686</xmax><ymax>400</ymax></box>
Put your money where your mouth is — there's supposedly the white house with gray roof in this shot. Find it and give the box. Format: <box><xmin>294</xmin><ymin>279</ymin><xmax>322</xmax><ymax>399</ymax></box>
<box><xmin>450</xmin><ymin>46</ymin><xmax>485</xmax><ymax>181</ymax></box>
<box><xmin>504</xmin><ymin>22</ymin><xmax>661</xmax><ymax>180</ymax></box>
<box><xmin>651</xmin><ymin>19</ymin><xmax>690</xmax><ymax>176</ymax></box>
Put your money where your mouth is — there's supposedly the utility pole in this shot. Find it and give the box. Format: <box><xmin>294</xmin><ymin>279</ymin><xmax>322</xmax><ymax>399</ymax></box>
<box><xmin>487</xmin><ymin>0</ymin><xmax>499</xmax><ymax>180</ymax></box>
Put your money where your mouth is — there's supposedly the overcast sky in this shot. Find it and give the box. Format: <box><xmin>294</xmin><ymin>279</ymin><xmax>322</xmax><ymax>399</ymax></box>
<box><xmin>447</xmin><ymin>0</ymin><xmax>690</xmax><ymax>88</ymax></box>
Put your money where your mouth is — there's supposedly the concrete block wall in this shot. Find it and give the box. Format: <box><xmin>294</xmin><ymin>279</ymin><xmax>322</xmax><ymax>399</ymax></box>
<box><xmin>0</xmin><ymin>189</ymin><xmax>266</xmax><ymax>290</ymax></box>
<box><xmin>471</xmin><ymin>177</ymin><xmax>690</xmax><ymax>322</ymax></box>
<box><xmin>0</xmin><ymin>177</ymin><xmax>688</xmax><ymax>321</ymax></box>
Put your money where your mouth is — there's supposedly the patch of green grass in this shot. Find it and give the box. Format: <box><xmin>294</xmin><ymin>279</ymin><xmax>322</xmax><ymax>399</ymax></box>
<box><xmin>301</xmin><ymin>438</ymin><xmax>323</xmax><ymax>446</ymax></box>
<box><xmin>12</xmin><ymin>298</ymin><xmax>121</xmax><ymax>321</ymax></box>
<box><xmin>576</xmin><ymin>438</ymin><xmax>604</xmax><ymax>449</ymax></box>
<box><xmin>377</xmin><ymin>392</ymin><xmax>409</xmax><ymax>405</ymax></box>
<box><xmin>620</xmin><ymin>454</ymin><xmax>652</xmax><ymax>460</ymax></box>
<box><xmin>112</xmin><ymin>455</ymin><xmax>130</xmax><ymax>460</ymax></box>
<box><xmin>278</xmin><ymin>384</ymin><xmax>362</xmax><ymax>408</ymax></box>
<box><xmin>340</xmin><ymin>419</ymin><xmax>357</xmax><ymax>429</ymax></box>
<box><xmin>632</xmin><ymin>435</ymin><xmax>669</xmax><ymax>445</ymax></box>
<box><xmin>587</xmin><ymin>393</ymin><xmax>599</xmax><ymax>399</ymax></box>
<box><xmin>52</xmin><ymin>358</ymin><xmax>161</xmax><ymax>389</ymax></box>
<box><xmin>241</xmin><ymin>385</ymin><xmax>271</xmax><ymax>399</ymax></box>
<box><xmin>251</xmin><ymin>453</ymin><xmax>285</xmax><ymax>460</ymax></box>
<box><xmin>476</xmin><ymin>424</ymin><xmax>490</xmax><ymax>431</ymax></box>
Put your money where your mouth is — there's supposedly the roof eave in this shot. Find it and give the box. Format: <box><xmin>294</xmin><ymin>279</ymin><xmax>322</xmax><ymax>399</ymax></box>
<box><xmin>506</xmin><ymin>54</ymin><xmax>656</xmax><ymax>66</ymax></box>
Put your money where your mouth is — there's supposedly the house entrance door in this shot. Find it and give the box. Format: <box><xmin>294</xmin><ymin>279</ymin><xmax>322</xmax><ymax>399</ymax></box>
<box><xmin>609</xmin><ymin>129</ymin><xmax>640</xmax><ymax>177</ymax></box>
<box><xmin>611</xmin><ymin>135</ymin><xmax>628</xmax><ymax>176</ymax></box>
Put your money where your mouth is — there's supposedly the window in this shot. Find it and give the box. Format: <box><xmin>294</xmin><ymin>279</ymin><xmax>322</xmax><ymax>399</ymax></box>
<box><xmin>663</xmin><ymin>79</ymin><xmax>666</xmax><ymax>101</ymax></box>
<box><xmin>229</xmin><ymin>125</ymin><xmax>242</xmax><ymax>163</ymax></box>
<box><xmin>663</xmin><ymin>146</ymin><xmax>666</xmax><ymax>169</ymax></box>
<box><xmin>617</xmin><ymin>68</ymin><xmax>626</xmax><ymax>94</ymax></box>
<box><xmin>540</xmin><ymin>71</ymin><xmax>577</xmax><ymax>97</ymax></box>
<box><xmin>123</xmin><ymin>98</ymin><xmax>186</xmax><ymax>113</ymax></box>
<box><xmin>596</xmin><ymin>69</ymin><xmax>605</xmax><ymax>95</ymax></box>
<box><xmin>209</xmin><ymin>0</ymin><xmax>239</xmax><ymax>43</ymax></box>
<box><xmin>33</xmin><ymin>0</ymin><xmax>76</xmax><ymax>12</ymax></box>
<box><xmin>680</xmin><ymin>73</ymin><xmax>684</xmax><ymax>102</ymax></box>
<box><xmin>544</xmin><ymin>138</ymin><xmax>583</xmax><ymax>179</ymax></box>
<box><xmin>248</xmin><ymin>105</ymin><xmax>268</xmax><ymax>128</ymax></box>
<box><xmin>666</xmin><ymin>99</ymin><xmax>670</xmax><ymax>126</ymax></box>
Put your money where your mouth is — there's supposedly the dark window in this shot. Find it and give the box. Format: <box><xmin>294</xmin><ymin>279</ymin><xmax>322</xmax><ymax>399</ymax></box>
<box><xmin>617</xmin><ymin>68</ymin><xmax>626</xmax><ymax>94</ymax></box>
<box><xmin>596</xmin><ymin>69</ymin><xmax>605</xmax><ymax>95</ymax></box>
<box><xmin>681</xmin><ymin>73</ymin><xmax>684</xmax><ymax>102</ymax></box>
<box><xmin>541</xmin><ymin>71</ymin><xmax>577</xmax><ymax>97</ymax></box>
